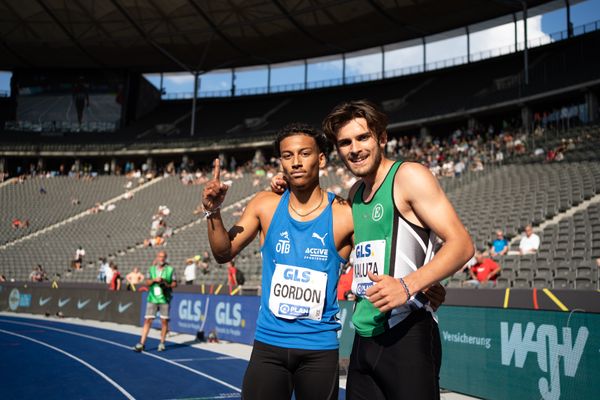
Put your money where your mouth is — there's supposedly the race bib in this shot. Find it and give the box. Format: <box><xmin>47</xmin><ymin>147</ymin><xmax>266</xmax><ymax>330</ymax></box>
<box><xmin>153</xmin><ymin>285</ymin><xmax>163</xmax><ymax>297</ymax></box>
<box><xmin>352</xmin><ymin>240</ymin><xmax>386</xmax><ymax>298</ymax></box>
<box><xmin>269</xmin><ymin>264</ymin><xmax>327</xmax><ymax>321</ymax></box>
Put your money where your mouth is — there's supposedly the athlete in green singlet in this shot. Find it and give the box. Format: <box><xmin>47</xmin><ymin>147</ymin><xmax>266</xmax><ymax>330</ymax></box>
<box><xmin>322</xmin><ymin>100</ymin><xmax>473</xmax><ymax>399</ymax></box>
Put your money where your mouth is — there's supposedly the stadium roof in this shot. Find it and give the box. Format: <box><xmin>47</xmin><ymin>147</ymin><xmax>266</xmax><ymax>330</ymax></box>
<box><xmin>1</xmin><ymin>0</ymin><xmax>554</xmax><ymax>73</ymax></box>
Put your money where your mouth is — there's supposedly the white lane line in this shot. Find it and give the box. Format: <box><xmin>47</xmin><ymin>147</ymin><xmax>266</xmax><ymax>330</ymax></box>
<box><xmin>0</xmin><ymin>328</ymin><xmax>135</xmax><ymax>400</ymax></box>
<box><xmin>0</xmin><ymin>319</ymin><xmax>241</xmax><ymax>393</ymax></box>
<box><xmin>171</xmin><ymin>356</ymin><xmax>236</xmax><ymax>362</ymax></box>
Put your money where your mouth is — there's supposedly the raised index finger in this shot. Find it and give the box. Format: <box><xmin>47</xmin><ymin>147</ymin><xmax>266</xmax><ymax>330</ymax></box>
<box><xmin>213</xmin><ymin>158</ymin><xmax>221</xmax><ymax>181</ymax></box>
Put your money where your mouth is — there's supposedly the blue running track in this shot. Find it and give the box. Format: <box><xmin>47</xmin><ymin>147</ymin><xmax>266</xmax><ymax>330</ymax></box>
<box><xmin>0</xmin><ymin>315</ymin><xmax>346</xmax><ymax>399</ymax></box>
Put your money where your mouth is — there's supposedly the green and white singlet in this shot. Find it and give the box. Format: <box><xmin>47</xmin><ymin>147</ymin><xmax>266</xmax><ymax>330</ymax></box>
<box><xmin>351</xmin><ymin>161</ymin><xmax>437</xmax><ymax>337</ymax></box>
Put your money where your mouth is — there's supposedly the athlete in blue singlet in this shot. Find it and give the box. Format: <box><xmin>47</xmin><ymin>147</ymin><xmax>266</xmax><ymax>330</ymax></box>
<box><xmin>202</xmin><ymin>123</ymin><xmax>354</xmax><ymax>400</ymax></box>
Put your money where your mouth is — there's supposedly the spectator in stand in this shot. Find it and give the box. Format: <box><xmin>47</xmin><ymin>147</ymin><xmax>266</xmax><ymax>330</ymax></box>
<box><xmin>74</xmin><ymin>246</ymin><xmax>86</xmax><ymax>264</ymax></box>
<box><xmin>29</xmin><ymin>265</ymin><xmax>45</xmax><ymax>282</ymax></box>
<box><xmin>97</xmin><ymin>257</ymin><xmax>110</xmax><ymax>282</ymax></box>
<box><xmin>227</xmin><ymin>260</ymin><xmax>238</xmax><ymax>293</ymax></box>
<box><xmin>144</xmin><ymin>234</ymin><xmax>165</xmax><ymax>248</ymax></box>
<box><xmin>337</xmin><ymin>262</ymin><xmax>353</xmax><ymax>301</ymax></box>
<box><xmin>11</xmin><ymin>218</ymin><xmax>29</xmax><ymax>229</ymax></box>
<box><xmin>0</xmin><ymin>274</ymin><xmax>6</xmax><ymax>282</ymax></box>
<box><xmin>519</xmin><ymin>225</ymin><xmax>540</xmax><ymax>255</ymax></box>
<box><xmin>184</xmin><ymin>258</ymin><xmax>197</xmax><ymax>285</ymax></box>
<box><xmin>71</xmin><ymin>259</ymin><xmax>82</xmax><ymax>271</ymax></box>
<box><xmin>126</xmin><ymin>267</ymin><xmax>145</xmax><ymax>291</ymax></box>
<box><xmin>109</xmin><ymin>263</ymin><xmax>122</xmax><ymax>291</ymax></box>
<box><xmin>105</xmin><ymin>260</ymin><xmax>114</xmax><ymax>285</ymax></box>
<box><xmin>344</xmin><ymin>291</ymin><xmax>357</xmax><ymax>301</ymax></box>
<box><xmin>465</xmin><ymin>251</ymin><xmax>501</xmax><ymax>288</ymax></box>
<box><xmin>490</xmin><ymin>230</ymin><xmax>509</xmax><ymax>257</ymax></box>
<box><xmin>198</xmin><ymin>251</ymin><xmax>212</xmax><ymax>274</ymax></box>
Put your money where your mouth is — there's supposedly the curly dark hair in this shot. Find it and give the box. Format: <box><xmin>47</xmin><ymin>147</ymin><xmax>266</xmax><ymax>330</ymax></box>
<box><xmin>274</xmin><ymin>122</ymin><xmax>330</xmax><ymax>157</ymax></box>
<box><xmin>322</xmin><ymin>99</ymin><xmax>388</xmax><ymax>145</ymax></box>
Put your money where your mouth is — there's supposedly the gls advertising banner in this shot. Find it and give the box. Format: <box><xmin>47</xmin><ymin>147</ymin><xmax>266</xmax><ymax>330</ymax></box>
<box><xmin>142</xmin><ymin>293</ymin><xmax>260</xmax><ymax>345</ymax></box>
<box><xmin>438</xmin><ymin>306</ymin><xmax>599</xmax><ymax>400</ymax></box>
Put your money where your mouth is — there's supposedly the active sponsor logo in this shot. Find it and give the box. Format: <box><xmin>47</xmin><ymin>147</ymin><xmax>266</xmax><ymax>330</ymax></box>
<box><xmin>39</xmin><ymin>296</ymin><xmax>52</xmax><ymax>306</ymax></box>
<box><xmin>118</xmin><ymin>302</ymin><xmax>133</xmax><ymax>313</ymax></box>
<box><xmin>276</xmin><ymin>231</ymin><xmax>291</xmax><ymax>254</ymax></box>
<box><xmin>77</xmin><ymin>299</ymin><xmax>91</xmax><ymax>309</ymax></box>
<box><xmin>97</xmin><ymin>300</ymin><xmax>112</xmax><ymax>311</ymax></box>
<box><xmin>442</xmin><ymin>331</ymin><xmax>492</xmax><ymax>349</ymax></box>
<box><xmin>311</xmin><ymin>232</ymin><xmax>328</xmax><ymax>246</ymax></box>
<box><xmin>372</xmin><ymin>203</ymin><xmax>384</xmax><ymax>221</ymax></box>
<box><xmin>304</xmin><ymin>247</ymin><xmax>328</xmax><ymax>261</ymax></box>
<box><xmin>278</xmin><ymin>303</ymin><xmax>309</xmax><ymax>318</ymax></box>
<box><xmin>58</xmin><ymin>298</ymin><xmax>71</xmax><ymax>308</ymax></box>
<box><xmin>8</xmin><ymin>289</ymin><xmax>20</xmax><ymax>311</ymax></box>
<box><xmin>500</xmin><ymin>321</ymin><xmax>589</xmax><ymax>400</ymax></box>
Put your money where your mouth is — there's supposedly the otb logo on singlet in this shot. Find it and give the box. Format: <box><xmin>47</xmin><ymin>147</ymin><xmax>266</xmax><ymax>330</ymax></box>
<box><xmin>276</xmin><ymin>231</ymin><xmax>291</xmax><ymax>254</ymax></box>
<box><xmin>372</xmin><ymin>203</ymin><xmax>384</xmax><ymax>221</ymax></box>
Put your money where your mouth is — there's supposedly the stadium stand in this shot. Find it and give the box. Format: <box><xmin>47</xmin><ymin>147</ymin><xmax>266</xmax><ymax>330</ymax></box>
<box><xmin>1</xmin><ymin>5</ymin><xmax>599</xmax><ymax>294</ymax></box>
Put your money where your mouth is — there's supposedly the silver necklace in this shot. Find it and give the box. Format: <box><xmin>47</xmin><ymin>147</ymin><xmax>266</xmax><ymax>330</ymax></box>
<box><xmin>289</xmin><ymin>190</ymin><xmax>324</xmax><ymax>217</ymax></box>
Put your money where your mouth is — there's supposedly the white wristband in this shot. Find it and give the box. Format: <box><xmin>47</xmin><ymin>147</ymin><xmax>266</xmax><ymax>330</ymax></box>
<box><xmin>202</xmin><ymin>206</ymin><xmax>220</xmax><ymax>218</ymax></box>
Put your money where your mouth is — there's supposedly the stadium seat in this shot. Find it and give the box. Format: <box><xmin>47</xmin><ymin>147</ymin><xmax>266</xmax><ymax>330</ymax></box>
<box><xmin>517</xmin><ymin>267</ymin><xmax>534</xmax><ymax>280</ymax></box>
<box><xmin>576</xmin><ymin>266</ymin><xmax>593</xmax><ymax>279</ymax></box>
<box><xmin>495</xmin><ymin>278</ymin><xmax>511</xmax><ymax>289</ymax></box>
<box><xmin>513</xmin><ymin>278</ymin><xmax>530</xmax><ymax>289</ymax></box>
<box><xmin>535</xmin><ymin>268</ymin><xmax>553</xmax><ymax>280</ymax></box>
<box><xmin>552</xmin><ymin>278</ymin><xmax>573</xmax><ymax>289</ymax></box>
<box><xmin>555</xmin><ymin>266</ymin><xmax>576</xmax><ymax>280</ymax></box>
<box><xmin>532</xmin><ymin>278</ymin><xmax>548</xmax><ymax>289</ymax></box>
<box><xmin>499</xmin><ymin>268</ymin><xmax>515</xmax><ymax>280</ymax></box>
<box><xmin>574</xmin><ymin>278</ymin><xmax>594</xmax><ymax>290</ymax></box>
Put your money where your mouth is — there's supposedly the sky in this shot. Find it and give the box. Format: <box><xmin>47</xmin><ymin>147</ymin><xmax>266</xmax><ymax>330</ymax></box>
<box><xmin>1</xmin><ymin>0</ymin><xmax>599</xmax><ymax>97</ymax></box>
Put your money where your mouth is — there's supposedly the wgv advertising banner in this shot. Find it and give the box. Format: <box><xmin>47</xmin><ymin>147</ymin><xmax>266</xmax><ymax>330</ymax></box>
<box><xmin>142</xmin><ymin>293</ymin><xmax>260</xmax><ymax>345</ymax></box>
<box><xmin>437</xmin><ymin>306</ymin><xmax>599</xmax><ymax>400</ymax></box>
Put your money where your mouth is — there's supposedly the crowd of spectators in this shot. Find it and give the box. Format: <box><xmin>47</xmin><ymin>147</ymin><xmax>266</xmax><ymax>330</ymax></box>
<box><xmin>455</xmin><ymin>224</ymin><xmax>543</xmax><ymax>288</ymax></box>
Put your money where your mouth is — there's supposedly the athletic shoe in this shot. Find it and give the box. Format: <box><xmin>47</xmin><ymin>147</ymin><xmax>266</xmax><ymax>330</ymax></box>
<box><xmin>157</xmin><ymin>342</ymin><xmax>166</xmax><ymax>352</ymax></box>
<box><xmin>133</xmin><ymin>343</ymin><xmax>144</xmax><ymax>352</ymax></box>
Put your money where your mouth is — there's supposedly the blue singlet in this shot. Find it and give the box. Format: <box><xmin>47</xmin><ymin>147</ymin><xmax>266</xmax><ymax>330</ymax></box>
<box><xmin>255</xmin><ymin>190</ymin><xmax>346</xmax><ymax>350</ymax></box>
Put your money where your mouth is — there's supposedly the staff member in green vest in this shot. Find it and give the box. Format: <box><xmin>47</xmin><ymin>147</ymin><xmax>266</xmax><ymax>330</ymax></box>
<box><xmin>322</xmin><ymin>100</ymin><xmax>473</xmax><ymax>400</ymax></box>
<box><xmin>133</xmin><ymin>250</ymin><xmax>177</xmax><ymax>352</ymax></box>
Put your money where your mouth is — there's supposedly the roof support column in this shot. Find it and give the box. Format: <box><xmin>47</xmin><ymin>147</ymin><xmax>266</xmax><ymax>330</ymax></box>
<box><xmin>513</xmin><ymin>13</ymin><xmax>518</xmax><ymax>52</ymax></box>
<box><xmin>422</xmin><ymin>37</ymin><xmax>426</xmax><ymax>72</ymax></box>
<box><xmin>381</xmin><ymin>46</ymin><xmax>385</xmax><ymax>79</ymax></box>
<box><xmin>342</xmin><ymin>53</ymin><xmax>346</xmax><ymax>84</ymax></box>
<box><xmin>267</xmin><ymin>65</ymin><xmax>272</xmax><ymax>94</ymax></box>
<box><xmin>231</xmin><ymin>69</ymin><xmax>236</xmax><ymax>97</ymax></box>
<box><xmin>566</xmin><ymin>0</ymin><xmax>573</xmax><ymax>37</ymax></box>
<box><xmin>522</xmin><ymin>2</ymin><xmax>529</xmax><ymax>85</ymax></box>
<box><xmin>466</xmin><ymin>26</ymin><xmax>470</xmax><ymax>63</ymax></box>
<box><xmin>304</xmin><ymin>59</ymin><xmax>308</xmax><ymax>90</ymax></box>
<box><xmin>190</xmin><ymin>72</ymin><xmax>199</xmax><ymax>137</ymax></box>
